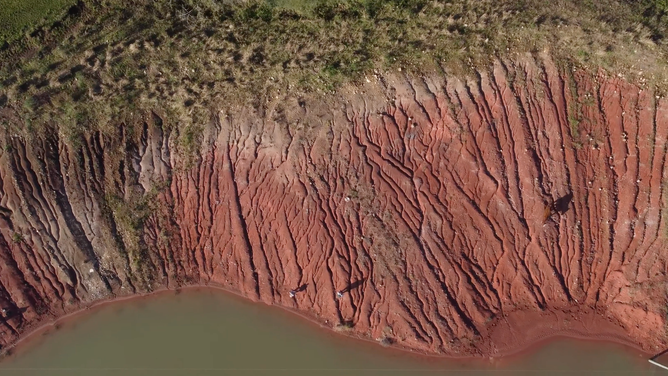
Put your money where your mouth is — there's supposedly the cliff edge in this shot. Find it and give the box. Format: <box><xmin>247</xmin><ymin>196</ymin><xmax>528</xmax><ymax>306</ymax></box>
<box><xmin>0</xmin><ymin>54</ymin><xmax>666</xmax><ymax>357</ymax></box>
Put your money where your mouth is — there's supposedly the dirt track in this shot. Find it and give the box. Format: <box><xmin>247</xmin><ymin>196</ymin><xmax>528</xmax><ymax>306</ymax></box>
<box><xmin>0</xmin><ymin>55</ymin><xmax>666</xmax><ymax>357</ymax></box>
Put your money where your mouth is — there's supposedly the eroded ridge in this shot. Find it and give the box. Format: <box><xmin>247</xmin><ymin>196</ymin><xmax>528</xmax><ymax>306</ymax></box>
<box><xmin>0</xmin><ymin>56</ymin><xmax>666</xmax><ymax>356</ymax></box>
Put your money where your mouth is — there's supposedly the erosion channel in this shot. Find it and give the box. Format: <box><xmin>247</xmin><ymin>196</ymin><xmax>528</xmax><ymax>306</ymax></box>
<box><xmin>1</xmin><ymin>52</ymin><xmax>668</xmax><ymax>362</ymax></box>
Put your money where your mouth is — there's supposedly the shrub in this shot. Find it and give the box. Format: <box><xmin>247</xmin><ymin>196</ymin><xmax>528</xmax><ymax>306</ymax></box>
<box><xmin>11</xmin><ymin>232</ymin><xmax>24</xmax><ymax>243</ymax></box>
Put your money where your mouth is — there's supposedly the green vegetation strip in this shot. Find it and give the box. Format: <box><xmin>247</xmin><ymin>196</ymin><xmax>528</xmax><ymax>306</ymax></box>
<box><xmin>0</xmin><ymin>0</ymin><xmax>77</xmax><ymax>44</ymax></box>
<box><xmin>0</xmin><ymin>0</ymin><xmax>668</xmax><ymax>153</ymax></box>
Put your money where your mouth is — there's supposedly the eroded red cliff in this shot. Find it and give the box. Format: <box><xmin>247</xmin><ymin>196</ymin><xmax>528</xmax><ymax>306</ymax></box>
<box><xmin>0</xmin><ymin>55</ymin><xmax>667</xmax><ymax>357</ymax></box>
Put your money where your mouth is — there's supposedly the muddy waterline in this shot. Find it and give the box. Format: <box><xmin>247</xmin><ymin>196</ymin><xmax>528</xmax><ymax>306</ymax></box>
<box><xmin>0</xmin><ymin>289</ymin><xmax>654</xmax><ymax>375</ymax></box>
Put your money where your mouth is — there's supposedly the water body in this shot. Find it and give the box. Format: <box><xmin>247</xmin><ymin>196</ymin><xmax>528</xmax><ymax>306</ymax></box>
<box><xmin>0</xmin><ymin>289</ymin><xmax>656</xmax><ymax>376</ymax></box>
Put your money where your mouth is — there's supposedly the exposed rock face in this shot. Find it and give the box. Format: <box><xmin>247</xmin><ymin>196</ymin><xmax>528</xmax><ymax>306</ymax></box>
<box><xmin>0</xmin><ymin>56</ymin><xmax>667</xmax><ymax>356</ymax></box>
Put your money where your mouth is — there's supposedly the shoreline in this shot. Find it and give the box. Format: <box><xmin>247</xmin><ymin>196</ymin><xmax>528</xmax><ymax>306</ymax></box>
<box><xmin>0</xmin><ymin>283</ymin><xmax>653</xmax><ymax>365</ymax></box>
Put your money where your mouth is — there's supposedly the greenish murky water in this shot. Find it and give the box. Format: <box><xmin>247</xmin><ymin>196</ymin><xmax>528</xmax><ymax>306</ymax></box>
<box><xmin>0</xmin><ymin>289</ymin><xmax>657</xmax><ymax>376</ymax></box>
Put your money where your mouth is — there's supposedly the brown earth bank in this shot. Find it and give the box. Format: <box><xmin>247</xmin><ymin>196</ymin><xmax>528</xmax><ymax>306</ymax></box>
<box><xmin>0</xmin><ymin>54</ymin><xmax>667</xmax><ymax>358</ymax></box>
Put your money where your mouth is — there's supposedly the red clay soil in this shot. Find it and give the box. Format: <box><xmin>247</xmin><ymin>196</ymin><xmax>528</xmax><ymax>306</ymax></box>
<box><xmin>0</xmin><ymin>54</ymin><xmax>667</xmax><ymax>358</ymax></box>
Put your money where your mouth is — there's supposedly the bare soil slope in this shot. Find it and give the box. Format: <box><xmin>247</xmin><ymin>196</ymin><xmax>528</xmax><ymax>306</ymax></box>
<box><xmin>0</xmin><ymin>55</ymin><xmax>666</xmax><ymax>357</ymax></box>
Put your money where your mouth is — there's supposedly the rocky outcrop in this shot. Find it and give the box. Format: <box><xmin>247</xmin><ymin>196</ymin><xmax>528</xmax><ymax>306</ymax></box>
<box><xmin>0</xmin><ymin>55</ymin><xmax>667</xmax><ymax>357</ymax></box>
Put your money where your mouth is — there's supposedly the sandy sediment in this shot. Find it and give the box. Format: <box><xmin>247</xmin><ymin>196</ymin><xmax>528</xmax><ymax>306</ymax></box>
<box><xmin>0</xmin><ymin>55</ymin><xmax>666</xmax><ymax>357</ymax></box>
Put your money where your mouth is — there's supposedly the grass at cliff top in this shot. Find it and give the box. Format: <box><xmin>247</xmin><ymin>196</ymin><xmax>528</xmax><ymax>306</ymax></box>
<box><xmin>0</xmin><ymin>0</ymin><xmax>311</xmax><ymax>45</ymax></box>
<box><xmin>2</xmin><ymin>0</ymin><xmax>668</xmax><ymax>152</ymax></box>
<box><xmin>3</xmin><ymin>0</ymin><xmax>668</xmax><ymax>45</ymax></box>
<box><xmin>0</xmin><ymin>0</ymin><xmax>77</xmax><ymax>44</ymax></box>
